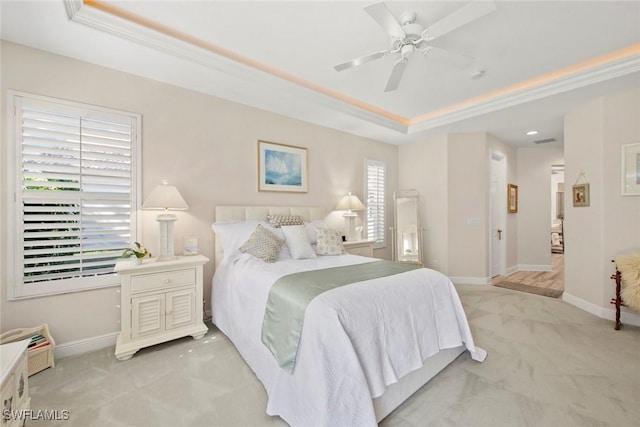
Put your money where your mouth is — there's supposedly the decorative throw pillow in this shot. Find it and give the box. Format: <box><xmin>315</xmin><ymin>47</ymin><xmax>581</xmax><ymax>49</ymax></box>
<box><xmin>239</xmin><ymin>224</ymin><xmax>285</xmax><ymax>263</ymax></box>
<box><xmin>282</xmin><ymin>225</ymin><xmax>317</xmax><ymax>260</ymax></box>
<box><xmin>267</xmin><ymin>214</ymin><xmax>304</xmax><ymax>228</ymax></box>
<box><xmin>212</xmin><ymin>220</ymin><xmax>266</xmax><ymax>260</ymax></box>
<box><xmin>315</xmin><ymin>227</ymin><xmax>345</xmax><ymax>256</ymax></box>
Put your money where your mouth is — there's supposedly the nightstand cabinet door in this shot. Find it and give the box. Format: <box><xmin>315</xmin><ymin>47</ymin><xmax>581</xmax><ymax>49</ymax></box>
<box><xmin>0</xmin><ymin>340</ymin><xmax>30</xmax><ymax>427</ymax></box>
<box><xmin>1</xmin><ymin>374</ymin><xmax>14</xmax><ymax>427</ymax></box>
<box><xmin>166</xmin><ymin>289</ymin><xmax>196</xmax><ymax>330</ymax></box>
<box><xmin>132</xmin><ymin>294</ymin><xmax>165</xmax><ymax>339</ymax></box>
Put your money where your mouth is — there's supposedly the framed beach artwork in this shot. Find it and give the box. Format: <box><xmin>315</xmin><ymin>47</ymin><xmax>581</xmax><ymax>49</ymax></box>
<box><xmin>258</xmin><ymin>140</ymin><xmax>308</xmax><ymax>193</ymax></box>
<box><xmin>621</xmin><ymin>143</ymin><xmax>640</xmax><ymax>196</ymax></box>
<box><xmin>507</xmin><ymin>183</ymin><xmax>518</xmax><ymax>213</ymax></box>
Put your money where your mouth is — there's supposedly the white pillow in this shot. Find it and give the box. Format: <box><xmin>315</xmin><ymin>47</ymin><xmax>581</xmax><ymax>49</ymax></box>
<box><xmin>305</xmin><ymin>220</ymin><xmax>326</xmax><ymax>245</ymax></box>
<box><xmin>282</xmin><ymin>225</ymin><xmax>317</xmax><ymax>260</ymax></box>
<box><xmin>212</xmin><ymin>221</ymin><xmax>262</xmax><ymax>258</ymax></box>
<box><xmin>315</xmin><ymin>227</ymin><xmax>345</xmax><ymax>256</ymax></box>
<box><xmin>212</xmin><ymin>221</ymin><xmax>282</xmax><ymax>260</ymax></box>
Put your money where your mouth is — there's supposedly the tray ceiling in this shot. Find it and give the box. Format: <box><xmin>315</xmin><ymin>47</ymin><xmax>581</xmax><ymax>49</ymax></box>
<box><xmin>2</xmin><ymin>0</ymin><xmax>639</xmax><ymax>146</ymax></box>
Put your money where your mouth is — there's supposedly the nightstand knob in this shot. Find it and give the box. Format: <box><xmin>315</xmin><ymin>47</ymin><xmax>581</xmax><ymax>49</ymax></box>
<box><xmin>163</xmin><ymin>278</ymin><xmax>170</xmax><ymax>284</ymax></box>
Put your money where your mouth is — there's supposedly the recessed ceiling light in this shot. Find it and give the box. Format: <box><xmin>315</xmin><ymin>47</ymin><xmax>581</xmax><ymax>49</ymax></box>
<box><xmin>526</xmin><ymin>130</ymin><xmax>539</xmax><ymax>136</ymax></box>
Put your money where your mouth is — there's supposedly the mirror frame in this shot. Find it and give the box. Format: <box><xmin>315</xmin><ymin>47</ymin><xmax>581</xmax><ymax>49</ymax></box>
<box><xmin>392</xmin><ymin>189</ymin><xmax>423</xmax><ymax>266</ymax></box>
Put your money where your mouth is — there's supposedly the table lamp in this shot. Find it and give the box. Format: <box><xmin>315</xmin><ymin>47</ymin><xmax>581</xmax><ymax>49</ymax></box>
<box><xmin>142</xmin><ymin>180</ymin><xmax>188</xmax><ymax>261</ymax></box>
<box><xmin>336</xmin><ymin>192</ymin><xmax>364</xmax><ymax>241</ymax></box>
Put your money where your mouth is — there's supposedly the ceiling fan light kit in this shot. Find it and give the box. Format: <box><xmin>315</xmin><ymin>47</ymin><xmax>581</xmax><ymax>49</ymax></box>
<box><xmin>334</xmin><ymin>1</ymin><xmax>497</xmax><ymax>91</ymax></box>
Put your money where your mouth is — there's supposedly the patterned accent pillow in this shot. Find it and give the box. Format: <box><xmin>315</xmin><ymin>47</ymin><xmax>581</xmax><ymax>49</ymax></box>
<box><xmin>315</xmin><ymin>228</ymin><xmax>345</xmax><ymax>256</ymax></box>
<box><xmin>239</xmin><ymin>224</ymin><xmax>285</xmax><ymax>263</ymax></box>
<box><xmin>267</xmin><ymin>214</ymin><xmax>304</xmax><ymax>228</ymax></box>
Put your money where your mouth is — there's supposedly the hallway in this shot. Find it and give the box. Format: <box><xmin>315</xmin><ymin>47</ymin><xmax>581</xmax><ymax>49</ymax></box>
<box><xmin>492</xmin><ymin>254</ymin><xmax>564</xmax><ymax>291</ymax></box>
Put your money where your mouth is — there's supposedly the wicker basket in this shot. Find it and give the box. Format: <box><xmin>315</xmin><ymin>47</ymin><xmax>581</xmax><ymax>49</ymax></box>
<box><xmin>0</xmin><ymin>324</ymin><xmax>55</xmax><ymax>376</ymax></box>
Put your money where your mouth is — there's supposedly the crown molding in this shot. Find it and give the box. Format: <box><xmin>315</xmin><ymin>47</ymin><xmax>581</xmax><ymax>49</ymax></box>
<box><xmin>65</xmin><ymin>0</ymin><xmax>409</xmax><ymax>134</ymax></box>
<box><xmin>65</xmin><ymin>0</ymin><xmax>639</xmax><ymax>142</ymax></box>
<box><xmin>408</xmin><ymin>52</ymin><xmax>640</xmax><ymax>134</ymax></box>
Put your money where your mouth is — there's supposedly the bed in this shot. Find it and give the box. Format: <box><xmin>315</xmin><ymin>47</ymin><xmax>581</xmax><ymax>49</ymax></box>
<box><xmin>211</xmin><ymin>206</ymin><xmax>485</xmax><ymax>426</ymax></box>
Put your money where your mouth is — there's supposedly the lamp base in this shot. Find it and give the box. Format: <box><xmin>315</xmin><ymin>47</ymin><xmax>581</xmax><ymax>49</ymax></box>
<box><xmin>156</xmin><ymin>213</ymin><xmax>177</xmax><ymax>261</ymax></box>
<box><xmin>343</xmin><ymin>211</ymin><xmax>358</xmax><ymax>242</ymax></box>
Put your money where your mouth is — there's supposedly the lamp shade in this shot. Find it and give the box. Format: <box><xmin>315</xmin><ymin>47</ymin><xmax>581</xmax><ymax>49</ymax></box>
<box><xmin>336</xmin><ymin>192</ymin><xmax>364</xmax><ymax>211</ymax></box>
<box><xmin>142</xmin><ymin>180</ymin><xmax>188</xmax><ymax>211</ymax></box>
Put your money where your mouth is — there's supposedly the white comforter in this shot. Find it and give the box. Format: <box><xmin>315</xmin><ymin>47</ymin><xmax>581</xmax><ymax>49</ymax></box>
<box><xmin>212</xmin><ymin>253</ymin><xmax>485</xmax><ymax>427</ymax></box>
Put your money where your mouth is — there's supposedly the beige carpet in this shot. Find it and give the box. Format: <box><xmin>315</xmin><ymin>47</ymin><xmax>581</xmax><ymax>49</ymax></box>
<box><xmin>28</xmin><ymin>285</ymin><xmax>640</xmax><ymax>426</ymax></box>
<box><xmin>493</xmin><ymin>281</ymin><xmax>563</xmax><ymax>298</ymax></box>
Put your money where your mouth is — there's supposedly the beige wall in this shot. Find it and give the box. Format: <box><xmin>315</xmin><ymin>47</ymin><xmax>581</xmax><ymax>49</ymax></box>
<box><xmin>447</xmin><ymin>133</ymin><xmax>488</xmax><ymax>278</ymax></box>
<box><xmin>516</xmin><ymin>147</ymin><xmax>564</xmax><ymax>267</ymax></box>
<box><xmin>487</xmin><ymin>134</ymin><xmax>518</xmax><ymax>272</ymax></box>
<box><xmin>564</xmin><ymin>88</ymin><xmax>640</xmax><ymax>311</ymax></box>
<box><xmin>399</xmin><ymin>132</ymin><xmax>518</xmax><ymax>281</ymax></box>
<box><xmin>398</xmin><ymin>135</ymin><xmax>448</xmax><ymax>272</ymax></box>
<box><xmin>0</xmin><ymin>42</ymin><xmax>398</xmax><ymax>346</ymax></box>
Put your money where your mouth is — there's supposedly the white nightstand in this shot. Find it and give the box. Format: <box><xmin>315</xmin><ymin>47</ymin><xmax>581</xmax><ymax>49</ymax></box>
<box><xmin>114</xmin><ymin>255</ymin><xmax>209</xmax><ymax>361</ymax></box>
<box><xmin>343</xmin><ymin>239</ymin><xmax>375</xmax><ymax>257</ymax></box>
<box><xmin>1</xmin><ymin>340</ymin><xmax>30</xmax><ymax>427</ymax></box>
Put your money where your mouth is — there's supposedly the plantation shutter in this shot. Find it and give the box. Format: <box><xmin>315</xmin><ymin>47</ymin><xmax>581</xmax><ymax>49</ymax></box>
<box><xmin>11</xmin><ymin>94</ymin><xmax>140</xmax><ymax>298</ymax></box>
<box><xmin>365</xmin><ymin>159</ymin><xmax>386</xmax><ymax>247</ymax></box>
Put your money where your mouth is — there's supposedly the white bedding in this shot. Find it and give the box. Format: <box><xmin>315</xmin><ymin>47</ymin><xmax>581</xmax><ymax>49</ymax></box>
<box><xmin>212</xmin><ymin>250</ymin><xmax>486</xmax><ymax>427</ymax></box>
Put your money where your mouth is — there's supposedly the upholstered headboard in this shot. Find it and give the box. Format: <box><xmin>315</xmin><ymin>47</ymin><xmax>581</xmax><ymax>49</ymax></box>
<box><xmin>213</xmin><ymin>206</ymin><xmax>326</xmax><ymax>269</ymax></box>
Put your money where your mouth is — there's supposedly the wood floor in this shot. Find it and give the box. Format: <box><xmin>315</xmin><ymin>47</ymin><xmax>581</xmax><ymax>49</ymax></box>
<box><xmin>492</xmin><ymin>253</ymin><xmax>564</xmax><ymax>291</ymax></box>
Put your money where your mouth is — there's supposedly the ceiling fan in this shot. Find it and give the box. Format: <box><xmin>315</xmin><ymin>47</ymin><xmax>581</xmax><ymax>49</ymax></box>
<box><xmin>334</xmin><ymin>1</ymin><xmax>497</xmax><ymax>92</ymax></box>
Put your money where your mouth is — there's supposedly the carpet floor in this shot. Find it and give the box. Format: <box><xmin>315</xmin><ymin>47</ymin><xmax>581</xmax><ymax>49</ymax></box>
<box><xmin>493</xmin><ymin>281</ymin><xmax>564</xmax><ymax>298</ymax></box>
<box><xmin>27</xmin><ymin>285</ymin><xmax>640</xmax><ymax>426</ymax></box>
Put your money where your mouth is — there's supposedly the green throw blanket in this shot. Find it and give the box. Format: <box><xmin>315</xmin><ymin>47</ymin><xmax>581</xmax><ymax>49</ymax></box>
<box><xmin>261</xmin><ymin>260</ymin><xmax>420</xmax><ymax>373</ymax></box>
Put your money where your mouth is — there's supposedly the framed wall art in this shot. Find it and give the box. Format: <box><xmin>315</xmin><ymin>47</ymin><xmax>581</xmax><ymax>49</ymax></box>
<box><xmin>507</xmin><ymin>183</ymin><xmax>518</xmax><ymax>213</ymax></box>
<box><xmin>258</xmin><ymin>140</ymin><xmax>308</xmax><ymax>193</ymax></box>
<box><xmin>621</xmin><ymin>142</ymin><xmax>640</xmax><ymax>196</ymax></box>
<box><xmin>572</xmin><ymin>183</ymin><xmax>590</xmax><ymax>207</ymax></box>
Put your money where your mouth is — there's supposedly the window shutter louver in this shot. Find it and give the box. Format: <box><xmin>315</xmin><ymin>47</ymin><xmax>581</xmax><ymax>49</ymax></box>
<box><xmin>11</xmin><ymin>94</ymin><xmax>140</xmax><ymax>297</ymax></box>
<box><xmin>365</xmin><ymin>160</ymin><xmax>386</xmax><ymax>247</ymax></box>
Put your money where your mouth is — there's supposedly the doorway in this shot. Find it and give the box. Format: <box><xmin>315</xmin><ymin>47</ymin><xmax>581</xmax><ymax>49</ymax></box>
<box><xmin>489</xmin><ymin>152</ymin><xmax>506</xmax><ymax>277</ymax></box>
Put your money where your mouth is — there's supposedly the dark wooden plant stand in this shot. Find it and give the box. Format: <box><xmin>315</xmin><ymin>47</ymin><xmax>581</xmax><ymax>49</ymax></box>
<box><xmin>610</xmin><ymin>261</ymin><xmax>624</xmax><ymax>330</ymax></box>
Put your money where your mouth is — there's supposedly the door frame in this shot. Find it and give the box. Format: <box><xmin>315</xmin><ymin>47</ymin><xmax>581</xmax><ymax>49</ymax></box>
<box><xmin>489</xmin><ymin>151</ymin><xmax>507</xmax><ymax>277</ymax></box>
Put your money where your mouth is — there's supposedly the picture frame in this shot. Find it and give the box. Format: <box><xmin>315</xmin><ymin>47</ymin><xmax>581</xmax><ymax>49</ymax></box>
<box><xmin>258</xmin><ymin>140</ymin><xmax>308</xmax><ymax>193</ymax></box>
<box><xmin>507</xmin><ymin>183</ymin><xmax>518</xmax><ymax>213</ymax></box>
<box><xmin>621</xmin><ymin>142</ymin><xmax>640</xmax><ymax>196</ymax></box>
<box><xmin>572</xmin><ymin>183</ymin><xmax>590</xmax><ymax>207</ymax></box>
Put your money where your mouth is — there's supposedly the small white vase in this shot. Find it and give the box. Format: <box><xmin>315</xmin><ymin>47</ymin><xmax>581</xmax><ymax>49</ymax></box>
<box><xmin>130</xmin><ymin>255</ymin><xmax>142</xmax><ymax>265</ymax></box>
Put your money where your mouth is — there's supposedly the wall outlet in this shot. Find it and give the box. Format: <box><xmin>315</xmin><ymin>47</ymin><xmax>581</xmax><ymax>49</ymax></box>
<box><xmin>467</xmin><ymin>218</ymin><xmax>482</xmax><ymax>226</ymax></box>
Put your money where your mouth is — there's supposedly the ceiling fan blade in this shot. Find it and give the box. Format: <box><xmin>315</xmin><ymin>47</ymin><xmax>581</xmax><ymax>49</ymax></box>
<box><xmin>334</xmin><ymin>50</ymin><xmax>388</xmax><ymax>72</ymax></box>
<box><xmin>422</xmin><ymin>46</ymin><xmax>475</xmax><ymax>69</ymax></box>
<box><xmin>364</xmin><ymin>2</ymin><xmax>406</xmax><ymax>40</ymax></box>
<box><xmin>422</xmin><ymin>0</ymin><xmax>496</xmax><ymax>41</ymax></box>
<box><xmin>384</xmin><ymin>59</ymin><xmax>407</xmax><ymax>92</ymax></box>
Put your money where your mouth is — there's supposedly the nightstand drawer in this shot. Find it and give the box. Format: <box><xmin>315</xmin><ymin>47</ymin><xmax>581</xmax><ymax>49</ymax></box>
<box><xmin>343</xmin><ymin>240</ymin><xmax>375</xmax><ymax>257</ymax></box>
<box><xmin>131</xmin><ymin>268</ymin><xmax>195</xmax><ymax>293</ymax></box>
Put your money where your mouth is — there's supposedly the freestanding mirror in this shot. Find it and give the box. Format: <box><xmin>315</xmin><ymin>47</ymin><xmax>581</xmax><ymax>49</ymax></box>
<box><xmin>391</xmin><ymin>189</ymin><xmax>423</xmax><ymax>265</ymax></box>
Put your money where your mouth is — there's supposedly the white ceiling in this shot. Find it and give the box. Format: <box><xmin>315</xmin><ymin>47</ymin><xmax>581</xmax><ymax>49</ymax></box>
<box><xmin>2</xmin><ymin>0</ymin><xmax>640</xmax><ymax>147</ymax></box>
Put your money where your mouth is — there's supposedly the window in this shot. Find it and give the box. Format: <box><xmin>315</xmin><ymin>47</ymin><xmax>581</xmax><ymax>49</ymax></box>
<box><xmin>7</xmin><ymin>92</ymin><xmax>141</xmax><ymax>299</ymax></box>
<box><xmin>365</xmin><ymin>159</ymin><xmax>386</xmax><ymax>248</ymax></box>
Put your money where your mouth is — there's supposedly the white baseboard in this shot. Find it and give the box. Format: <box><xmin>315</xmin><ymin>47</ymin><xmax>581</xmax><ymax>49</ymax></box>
<box><xmin>562</xmin><ymin>292</ymin><xmax>640</xmax><ymax>328</ymax></box>
<box><xmin>449</xmin><ymin>276</ymin><xmax>491</xmax><ymax>285</ymax></box>
<box><xmin>505</xmin><ymin>265</ymin><xmax>518</xmax><ymax>275</ymax></box>
<box><xmin>55</xmin><ymin>331</ymin><xmax>118</xmax><ymax>360</ymax></box>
